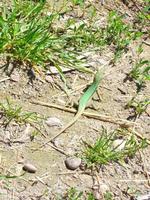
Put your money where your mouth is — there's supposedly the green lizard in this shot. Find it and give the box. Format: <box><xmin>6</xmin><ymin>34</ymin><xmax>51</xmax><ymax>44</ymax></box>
<box><xmin>42</xmin><ymin>69</ymin><xmax>103</xmax><ymax>147</ymax></box>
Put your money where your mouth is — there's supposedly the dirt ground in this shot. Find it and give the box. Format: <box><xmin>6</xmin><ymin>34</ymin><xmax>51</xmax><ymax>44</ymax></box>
<box><xmin>0</xmin><ymin>1</ymin><xmax>150</xmax><ymax>200</ymax></box>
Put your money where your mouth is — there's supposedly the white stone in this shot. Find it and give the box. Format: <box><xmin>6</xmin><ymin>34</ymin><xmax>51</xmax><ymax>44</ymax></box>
<box><xmin>112</xmin><ymin>139</ymin><xmax>126</xmax><ymax>151</ymax></box>
<box><xmin>10</xmin><ymin>73</ymin><xmax>20</xmax><ymax>82</ymax></box>
<box><xmin>45</xmin><ymin>117</ymin><xmax>62</xmax><ymax>127</ymax></box>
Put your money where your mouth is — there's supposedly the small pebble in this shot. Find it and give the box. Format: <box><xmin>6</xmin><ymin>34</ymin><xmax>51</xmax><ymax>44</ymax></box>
<box><xmin>65</xmin><ymin>157</ymin><xmax>81</xmax><ymax>170</ymax></box>
<box><xmin>100</xmin><ymin>183</ymin><xmax>109</xmax><ymax>194</ymax></box>
<box><xmin>136</xmin><ymin>193</ymin><xmax>150</xmax><ymax>200</ymax></box>
<box><xmin>56</xmin><ymin>97</ymin><xmax>66</xmax><ymax>106</ymax></box>
<box><xmin>18</xmin><ymin>158</ymin><xmax>25</xmax><ymax>164</ymax></box>
<box><xmin>45</xmin><ymin>117</ymin><xmax>62</xmax><ymax>127</ymax></box>
<box><xmin>112</xmin><ymin>139</ymin><xmax>126</xmax><ymax>151</ymax></box>
<box><xmin>133</xmin><ymin>169</ymin><xmax>139</xmax><ymax>174</ymax></box>
<box><xmin>93</xmin><ymin>190</ymin><xmax>101</xmax><ymax>200</ymax></box>
<box><xmin>10</xmin><ymin>73</ymin><xmax>20</xmax><ymax>82</ymax></box>
<box><xmin>45</xmin><ymin>76</ymin><xmax>54</xmax><ymax>83</ymax></box>
<box><xmin>23</xmin><ymin>163</ymin><xmax>37</xmax><ymax>173</ymax></box>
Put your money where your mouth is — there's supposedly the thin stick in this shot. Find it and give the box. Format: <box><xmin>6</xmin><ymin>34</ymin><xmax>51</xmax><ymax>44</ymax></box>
<box><xmin>0</xmin><ymin>77</ymin><xmax>10</xmax><ymax>83</ymax></box>
<box><xmin>31</xmin><ymin>100</ymin><xmax>150</xmax><ymax>145</ymax></box>
<box><xmin>45</xmin><ymin>143</ymin><xmax>68</xmax><ymax>156</ymax></box>
<box><xmin>119</xmin><ymin>179</ymin><xmax>149</xmax><ymax>183</ymax></box>
<box><xmin>31</xmin><ymin>100</ymin><xmax>135</xmax><ymax>127</ymax></box>
<box><xmin>33</xmin><ymin>141</ymin><xmax>68</xmax><ymax>155</ymax></box>
<box><xmin>30</xmin><ymin>122</ymin><xmax>47</xmax><ymax>138</ymax></box>
<box><xmin>143</xmin><ymin>40</ymin><xmax>150</xmax><ymax>46</ymax></box>
<box><xmin>57</xmin><ymin>171</ymin><xmax>83</xmax><ymax>175</ymax></box>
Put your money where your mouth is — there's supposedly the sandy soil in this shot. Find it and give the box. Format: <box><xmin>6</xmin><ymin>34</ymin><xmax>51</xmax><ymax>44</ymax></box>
<box><xmin>0</xmin><ymin>1</ymin><xmax>150</xmax><ymax>199</ymax></box>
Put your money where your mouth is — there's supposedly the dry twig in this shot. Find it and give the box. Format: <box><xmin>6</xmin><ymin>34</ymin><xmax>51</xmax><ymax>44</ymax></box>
<box><xmin>0</xmin><ymin>77</ymin><xmax>10</xmax><ymax>83</ymax></box>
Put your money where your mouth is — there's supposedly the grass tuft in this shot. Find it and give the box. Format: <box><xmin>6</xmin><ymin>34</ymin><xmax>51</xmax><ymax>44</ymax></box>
<box><xmin>0</xmin><ymin>99</ymin><xmax>41</xmax><ymax>125</ymax></box>
<box><xmin>0</xmin><ymin>1</ymin><xmax>143</xmax><ymax>76</ymax></box>
<box><xmin>129</xmin><ymin>59</ymin><xmax>150</xmax><ymax>89</ymax></box>
<box><xmin>82</xmin><ymin>128</ymin><xmax>148</xmax><ymax>167</ymax></box>
<box><xmin>126</xmin><ymin>97</ymin><xmax>150</xmax><ymax>117</ymax></box>
<box><xmin>65</xmin><ymin>187</ymin><xmax>83</xmax><ymax>200</ymax></box>
<box><xmin>135</xmin><ymin>0</ymin><xmax>150</xmax><ymax>32</ymax></box>
<box><xmin>0</xmin><ymin>0</ymin><xmax>91</xmax><ymax>74</ymax></box>
<box><xmin>103</xmin><ymin>11</ymin><xmax>142</xmax><ymax>59</ymax></box>
<box><xmin>63</xmin><ymin>187</ymin><xmax>96</xmax><ymax>200</ymax></box>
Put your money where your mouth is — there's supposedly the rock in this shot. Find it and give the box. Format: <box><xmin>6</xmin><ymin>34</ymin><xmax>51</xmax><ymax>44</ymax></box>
<box><xmin>100</xmin><ymin>183</ymin><xmax>109</xmax><ymax>194</ymax></box>
<box><xmin>53</xmin><ymin>139</ymin><xmax>63</xmax><ymax>147</ymax></box>
<box><xmin>136</xmin><ymin>193</ymin><xmax>150</xmax><ymax>200</ymax></box>
<box><xmin>45</xmin><ymin>117</ymin><xmax>62</xmax><ymax>127</ymax></box>
<box><xmin>112</xmin><ymin>139</ymin><xmax>126</xmax><ymax>151</ymax></box>
<box><xmin>48</xmin><ymin>66</ymin><xmax>70</xmax><ymax>74</ymax></box>
<box><xmin>18</xmin><ymin>158</ymin><xmax>25</xmax><ymax>164</ymax></box>
<box><xmin>23</xmin><ymin>163</ymin><xmax>37</xmax><ymax>173</ymax></box>
<box><xmin>24</xmin><ymin>124</ymin><xmax>32</xmax><ymax>135</ymax></box>
<box><xmin>92</xmin><ymin>182</ymin><xmax>109</xmax><ymax>199</ymax></box>
<box><xmin>10</xmin><ymin>73</ymin><xmax>20</xmax><ymax>82</ymax></box>
<box><xmin>45</xmin><ymin>76</ymin><xmax>54</xmax><ymax>83</ymax></box>
<box><xmin>56</xmin><ymin>97</ymin><xmax>66</xmax><ymax>106</ymax></box>
<box><xmin>93</xmin><ymin>190</ymin><xmax>102</xmax><ymax>200</ymax></box>
<box><xmin>100</xmin><ymin>0</ymin><xmax>105</xmax><ymax>5</ymax></box>
<box><xmin>65</xmin><ymin>157</ymin><xmax>81</xmax><ymax>170</ymax></box>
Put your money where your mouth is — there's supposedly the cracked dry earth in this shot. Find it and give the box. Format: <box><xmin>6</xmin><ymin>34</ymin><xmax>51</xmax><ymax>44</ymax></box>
<box><xmin>0</xmin><ymin>1</ymin><xmax>150</xmax><ymax>200</ymax></box>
